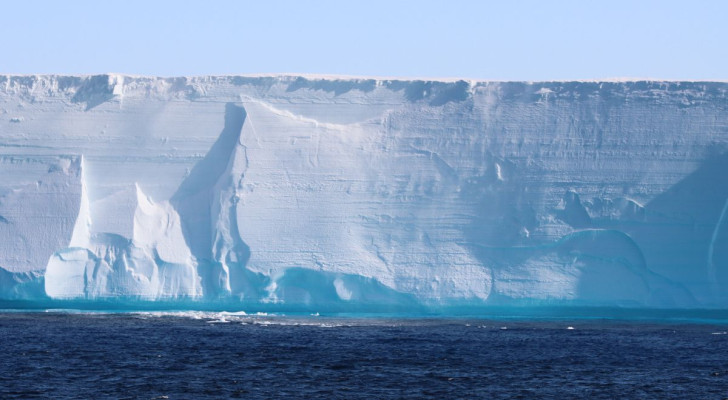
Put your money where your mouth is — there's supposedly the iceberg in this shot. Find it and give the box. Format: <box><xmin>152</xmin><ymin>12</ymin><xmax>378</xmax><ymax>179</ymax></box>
<box><xmin>0</xmin><ymin>75</ymin><xmax>727</xmax><ymax>309</ymax></box>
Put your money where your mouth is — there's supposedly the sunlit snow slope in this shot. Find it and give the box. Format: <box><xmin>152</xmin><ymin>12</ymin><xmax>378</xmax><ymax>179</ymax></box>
<box><xmin>1</xmin><ymin>75</ymin><xmax>727</xmax><ymax>309</ymax></box>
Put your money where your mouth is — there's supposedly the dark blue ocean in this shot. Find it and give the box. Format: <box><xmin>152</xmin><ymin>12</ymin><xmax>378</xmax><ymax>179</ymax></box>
<box><xmin>1</xmin><ymin>312</ymin><xmax>727</xmax><ymax>399</ymax></box>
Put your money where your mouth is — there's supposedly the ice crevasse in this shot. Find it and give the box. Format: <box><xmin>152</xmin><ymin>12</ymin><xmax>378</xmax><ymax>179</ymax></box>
<box><xmin>0</xmin><ymin>74</ymin><xmax>727</xmax><ymax>309</ymax></box>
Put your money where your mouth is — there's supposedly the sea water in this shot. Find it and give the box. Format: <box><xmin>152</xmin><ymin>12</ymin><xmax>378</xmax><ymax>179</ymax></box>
<box><xmin>1</xmin><ymin>312</ymin><xmax>727</xmax><ymax>399</ymax></box>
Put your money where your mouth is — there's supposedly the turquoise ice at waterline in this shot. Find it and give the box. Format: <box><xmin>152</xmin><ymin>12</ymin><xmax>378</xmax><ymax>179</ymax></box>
<box><xmin>1</xmin><ymin>75</ymin><xmax>727</xmax><ymax>317</ymax></box>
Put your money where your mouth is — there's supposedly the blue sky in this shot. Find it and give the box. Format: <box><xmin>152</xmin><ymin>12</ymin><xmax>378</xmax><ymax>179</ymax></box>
<box><xmin>1</xmin><ymin>0</ymin><xmax>725</xmax><ymax>80</ymax></box>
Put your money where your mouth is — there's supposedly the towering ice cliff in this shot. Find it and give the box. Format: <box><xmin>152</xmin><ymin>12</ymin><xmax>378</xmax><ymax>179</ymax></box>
<box><xmin>0</xmin><ymin>75</ymin><xmax>727</xmax><ymax>309</ymax></box>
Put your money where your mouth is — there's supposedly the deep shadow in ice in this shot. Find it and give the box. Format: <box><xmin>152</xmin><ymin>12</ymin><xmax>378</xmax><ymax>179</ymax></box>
<box><xmin>70</xmin><ymin>75</ymin><xmax>116</xmax><ymax>110</ymax></box>
<box><xmin>385</xmin><ymin>80</ymin><xmax>471</xmax><ymax>106</ymax></box>
<box><xmin>271</xmin><ymin>267</ymin><xmax>421</xmax><ymax>311</ymax></box>
<box><xmin>285</xmin><ymin>77</ymin><xmax>377</xmax><ymax>95</ymax></box>
<box><xmin>471</xmin><ymin>229</ymin><xmax>694</xmax><ymax>307</ymax></box>
<box><xmin>462</xmin><ymin>154</ymin><xmax>540</xmax><ymax>249</ymax></box>
<box><xmin>541</xmin><ymin>151</ymin><xmax>728</xmax><ymax>305</ymax></box>
<box><xmin>494</xmin><ymin>81</ymin><xmax>728</xmax><ymax>108</ymax></box>
<box><xmin>497</xmin><ymin>82</ymin><xmax>605</xmax><ymax>103</ymax></box>
<box><xmin>228</xmin><ymin>76</ymin><xmax>278</xmax><ymax>90</ymax></box>
<box><xmin>170</xmin><ymin>102</ymin><xmax>266</xmax><ymax>299</ymax></box>
<box><xmin>562</xmin><ymin>230</ymin><xmax>693</xmax><ymax>307</ymax></box>
<box><xmin>194</xmin><ymin>259</ymin><xmax>268</xmax><ymax>300</ymax></box>
<box><xmin>648</xmin><ymin>152</ymin><xmax>728</xmax><ymax>223</ymax></box>
<box><xmin>629</xmin><ymin>151</ymin><xmax>728</xmax><ymax>296</ymax></box>
<box><xmin>0</xmin><ymin>268</ymin><xmax>46</xmax><ymax>300</ymax></box>
<box><xmin>555</xmin><ymin>190</ymin><xmax>593</xmax><ymax>229</ymax></box>
<box><xmin>172</xmin><ymin>103</ymin><xmax>248</xmax><ymax>262</ymax></box>
<box><xmin>461</xmin><ymin>149</ymin><xmax>728</xmax><ymax>306</ymax></box>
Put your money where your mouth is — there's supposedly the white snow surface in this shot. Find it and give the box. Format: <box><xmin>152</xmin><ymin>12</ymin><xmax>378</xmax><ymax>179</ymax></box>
<box><xmin>1</xmin><ymin>74</ymin><xmax>727</xmax><ymax>308</ymax></box>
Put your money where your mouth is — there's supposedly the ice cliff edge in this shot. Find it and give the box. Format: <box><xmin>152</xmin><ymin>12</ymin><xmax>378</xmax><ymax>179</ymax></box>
<box><xmin>1</xmin><ymin>75</ymin><xmax>727</xmax><ymax>309</ymax></box>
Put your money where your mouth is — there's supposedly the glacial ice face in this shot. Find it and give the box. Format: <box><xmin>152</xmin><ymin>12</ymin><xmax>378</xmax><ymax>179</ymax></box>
<box><xmin>1</xmin><ymin>75</ymin><xmax>728</xmax><ymax>309</ymax></box>
<box><xmin>0</xmin><ymin>156</ymin><xmax>83</xmax><ymax>299</ymax></box>
<box><xmin>45</xmin><ymin>157</ymin><xmax>201</xmax><ymax>299</ymax></box>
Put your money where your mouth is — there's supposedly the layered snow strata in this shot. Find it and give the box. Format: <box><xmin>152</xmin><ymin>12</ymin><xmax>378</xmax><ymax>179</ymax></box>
<box><xmin>1</xmin><ymin>75</ymin><xmax>727</xmax><ymax>309</ymax></box>
<box><xmin>0</xmin><ymin>156</ymin><xmax>82</xmax><ymax>298</ymax></box>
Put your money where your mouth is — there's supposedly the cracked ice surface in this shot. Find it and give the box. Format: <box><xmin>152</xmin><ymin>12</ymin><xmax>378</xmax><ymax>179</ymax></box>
<box><xmin>0</xmin><ymin>75</ymin><xmax>727</xmax><ymax>309</ymax></box>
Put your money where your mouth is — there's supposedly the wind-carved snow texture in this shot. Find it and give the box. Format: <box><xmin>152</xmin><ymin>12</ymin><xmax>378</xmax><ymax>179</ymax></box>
<box><xmin>1</xmin><ymin>75</ymin><xmax>728</xmax><ymax>309</ymax></box>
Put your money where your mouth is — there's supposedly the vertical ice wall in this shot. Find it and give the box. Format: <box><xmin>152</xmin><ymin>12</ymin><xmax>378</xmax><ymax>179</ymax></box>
<box><xmin>170</xmin><ymin>103</ymin><xmax>265</xmax><ymax>300</ymax></box>
<box><xmin>0</xmin><ymin>156</ymin><xmax>83</xmax><ymax>298</ymax></box>
<box><xmin>0</xmin><ymin>75</ymin><xmax>726</xmax><ymax>308</ymax></box>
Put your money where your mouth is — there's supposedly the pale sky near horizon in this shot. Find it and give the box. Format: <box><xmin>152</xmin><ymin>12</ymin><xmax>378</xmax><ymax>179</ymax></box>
<box><xmin>1</xmin><ymin>0</ymin><xmax>725</xmax><ymax>80</ymax></box>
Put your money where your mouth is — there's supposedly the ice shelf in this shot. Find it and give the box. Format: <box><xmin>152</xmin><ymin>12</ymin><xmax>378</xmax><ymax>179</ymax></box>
<box><xmin>0</xmin><ymin>75</ymin><xmax>727</xmax><ymax>309</ymax></box>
